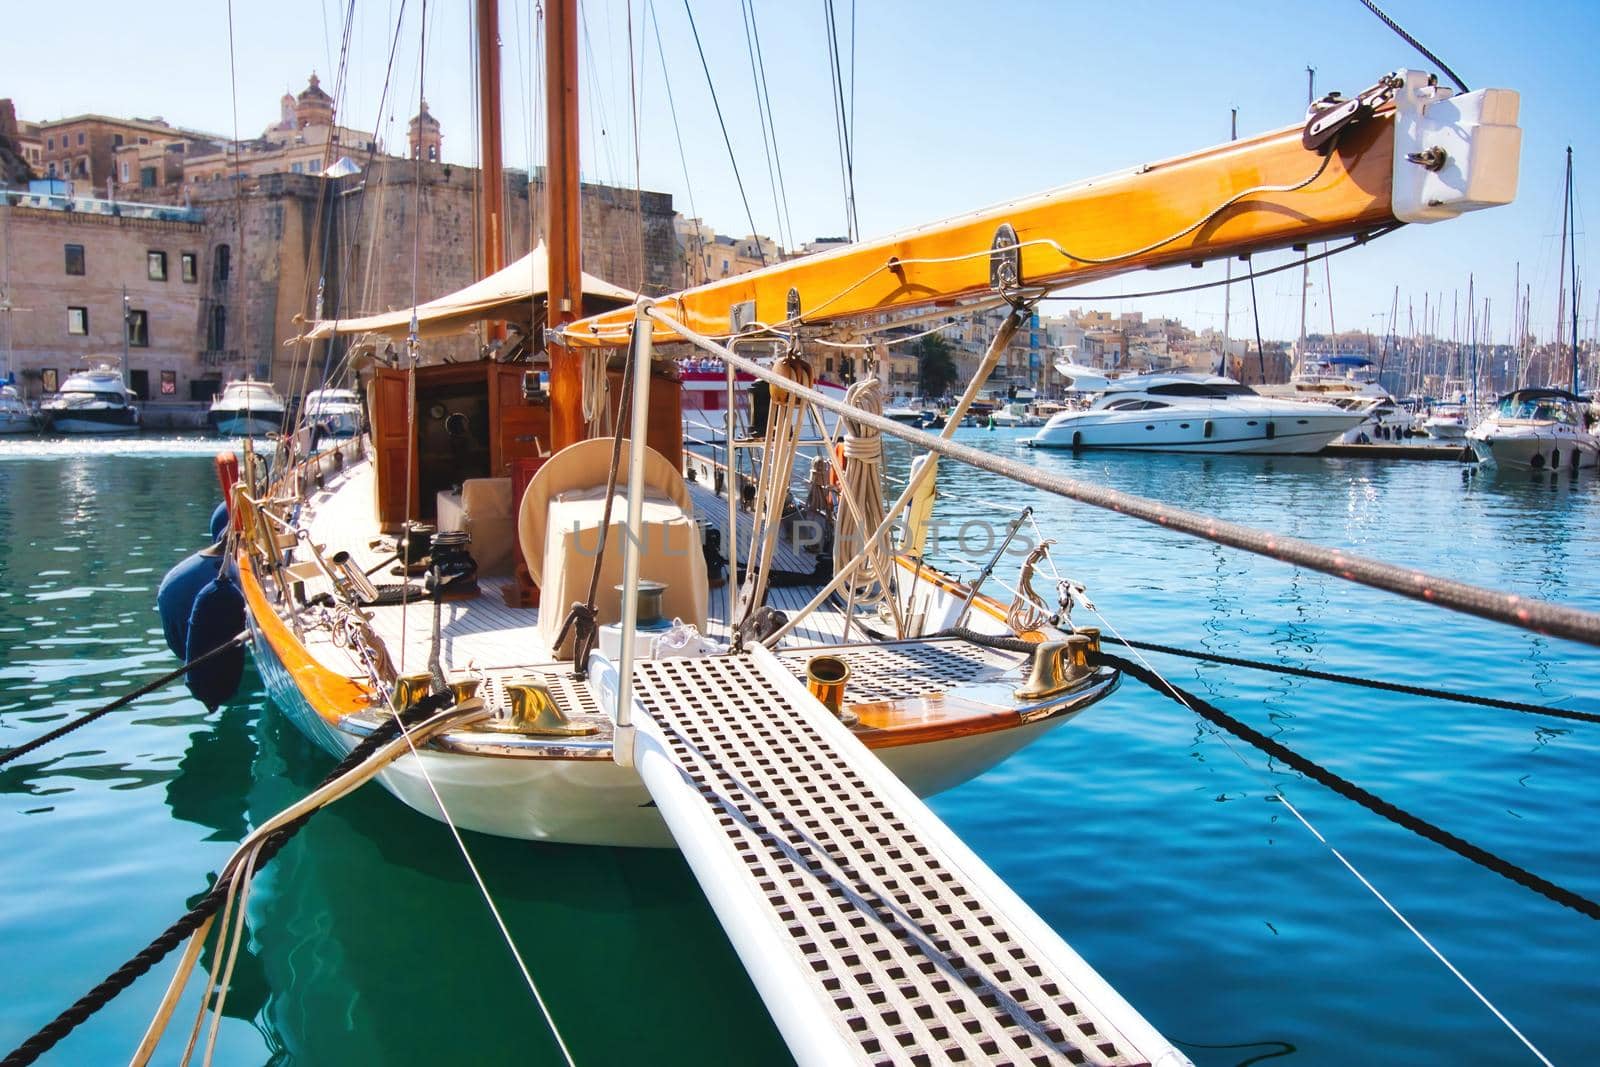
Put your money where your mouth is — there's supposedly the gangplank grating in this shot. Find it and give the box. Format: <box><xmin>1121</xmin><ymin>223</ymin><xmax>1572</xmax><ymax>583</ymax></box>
<box><xmin>632</xmin><ymin>654</ymin><xmax>1150</xmax><ymax>1066</ymax></box>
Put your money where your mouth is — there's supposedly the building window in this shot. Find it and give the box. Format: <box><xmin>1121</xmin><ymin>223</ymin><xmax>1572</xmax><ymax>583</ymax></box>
<box><xmin>113</xmin><ymin>134</ymin><xmax>124</xmax><ymax>147</ymax></box>
<box><xmin>214</xmin><ymin>245</ymin><xmax>231</xmax><ymax>283</ymax></box>
<box><xmin>160</xmin><ymin>370</ymin><xmax>177</xmax><ymax>396</ymax></box>
<box><xmin>120</xmin><ymin>161</ymin><xmax>130</xmax><ymax>182</ymax></box>
<box><xmin>427</xmin><ymin>145</ymin><xmax>437</xmax><ymax>162</ymax></box>
<box><xmin>147</xmin><ymin>250</ymin><xmax>168</xmax><ymax>281</ymax></box>
<box><xmin>127</xmin><ymin>309</ymin><xmax>149</xmax><ymax>348</ymax></box>
<box><xmin>64</xmin><ymin>244</ymin><xmax>85</xmax><ymax>275</ymax></box>
<box><xmin>181</xmin><ymin>252</ymin><xmax>197</xmax><ymax>283</ymax></box>
<box><xmin>76</xmin><ymin>159</ymin><xmax>88</xmax><ymax>177</ymax></box>
<box><xmin>290</xmin><ymin>162</ymin><xmax>303</xmax><ymax>174</ymax></box>
<box><xmin>138</xmin><ymin>137</ymin><xmax>149</xmax><ymax>145</ymax></box>
<box><xmin>46</xmin><ymin>162</ymin><xmax>56</xmax><ymax>177</ymax></box>
<box><xmin>46</xmin><ymin>136</ymin><xmax>54</xmax><ymax>150</ymax></box>
<box><xmin>208</xmin><ymin>306</ymin><xmax>227</xmax><ymax>350</ymax></box>
<box><xmin>41</xmin><ymin>369</ymin><xmax>58</xmax><ymax>393</ymax></box>
<box><xmin>76</xmin><ymin>132</ymin><xmax>85</xmax><ymax>146</ymax></box>
<box><xmin>139</xmin><ymin>166</ymin><xmax>157</xmax><ymax>188</ymax></box>
<box><xmin>67</xmin><ymin>307</ymin><xmax>88</xmax><ymax>335</ymax></box>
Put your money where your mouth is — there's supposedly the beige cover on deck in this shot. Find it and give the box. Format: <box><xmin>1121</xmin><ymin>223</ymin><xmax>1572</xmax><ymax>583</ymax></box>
<box><xmin>520</xmin><ymin>438</ymin><xmax>707</xmax><ymax>659</ymax></box>
<box><xmin>297</xmin><ymin>242</ymin><xmax>637</xmax><ymax>341</ymax></box>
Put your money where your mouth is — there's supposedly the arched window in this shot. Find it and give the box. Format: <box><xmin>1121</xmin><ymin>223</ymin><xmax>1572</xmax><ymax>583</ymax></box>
<box><xmin>208</xmin><ymin>305</ymin><xmax>227</xmax><ymax>351</ymax></box>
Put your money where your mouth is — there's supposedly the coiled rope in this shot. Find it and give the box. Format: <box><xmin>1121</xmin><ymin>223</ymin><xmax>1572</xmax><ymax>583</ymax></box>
<box><xmin>833</xmin><ymin>376</ymin><xmax>891</xmax><ymax>605</ymax></box>
<box><xmin>1104</xmin><ymin>635</ymin><xmax>1600</xmax><ymax>726</ymax></box>
<box><xmin>0</xmin><ymin>631</ymin><xmax>250</xmax><ymax>769</ymax></box>
<box><xmin>1099</xmin><ymin>650</ymin><xmax>1600</xmax><ymax>921</ymax></box>
<box><xmin>0</xmin><ymin>694</ymin><xmax>456</xmax><ymax>1067</ymax></box>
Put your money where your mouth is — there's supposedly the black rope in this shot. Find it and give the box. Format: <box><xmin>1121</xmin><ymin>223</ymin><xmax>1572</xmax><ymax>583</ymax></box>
<box><xmin>0</xmin><ymin>694</ymin><xmax>453</xmax><ymax>1067</ymax></box>
<box><xmin>1356</xmin><ymin>0</ymin><xmax>1470</xmax><ymax>94</ymax></box>
<box><xmin>1105</xmin><ymin>635</ymin><xmax>1600</xmax><ymax>726</ymax></box>
<box><xmin>0</xmin><ymin>631</ymin><xmax>250</xmax><ymax>769</ymax></box>
<box><xmin>1100</xmin><ymin>650</ymin><xmax>1600</xmax><ymax>921</ymax></box>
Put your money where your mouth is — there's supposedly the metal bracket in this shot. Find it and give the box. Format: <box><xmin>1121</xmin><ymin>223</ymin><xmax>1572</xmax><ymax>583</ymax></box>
<box><xmin>785</xmin><ymin>287</ymin><xmax>802</xmax><ymax>323</ymax></box>
<box><xmin>1302</xmin><ymin>73</ymin><xmax>1403</xmax><ymax>154</ymax></box>
<box><xmin>989</xmin><ymin>223</ymin><xmax>1022</xmax><ymax>296</ymax></box>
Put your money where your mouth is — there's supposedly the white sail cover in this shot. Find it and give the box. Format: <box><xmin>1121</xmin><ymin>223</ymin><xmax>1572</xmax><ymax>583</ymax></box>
<box><xmin>298</xmin><ymin>241</ymin><xmax>636</xmax><ymax>341</ymax></box>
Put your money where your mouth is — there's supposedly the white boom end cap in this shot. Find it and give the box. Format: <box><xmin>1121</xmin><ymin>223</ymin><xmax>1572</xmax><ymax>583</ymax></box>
<box><xmin>1392</xmin><ymin>68</ymin><xmax>1521</xmax><ymax>224</ymax></box>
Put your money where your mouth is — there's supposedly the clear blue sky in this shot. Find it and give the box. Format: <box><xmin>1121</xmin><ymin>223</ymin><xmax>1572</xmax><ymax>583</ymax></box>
<box><xmin>6</xmin><ymin>0</ymin><xmax>1595</xmax><ymax>344</ymax></box>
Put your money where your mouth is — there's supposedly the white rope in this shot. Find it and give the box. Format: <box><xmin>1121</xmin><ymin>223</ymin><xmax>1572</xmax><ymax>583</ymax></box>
<box><xmin>832</xmin><ymin>376</ymin><xmax>891</xmax><ymax>605</ymax></box>
<box><xmin>1087</xmin><ymin>603</ymin><xmax>1553</xmax><ymax>1065</ymax></box>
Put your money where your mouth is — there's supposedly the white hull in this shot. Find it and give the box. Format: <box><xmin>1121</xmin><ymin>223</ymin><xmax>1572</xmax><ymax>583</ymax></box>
<box><xmin>1468</xmin><ymin>427</ymin><xmax>1600</xmax><ymax>470</ymax></box>
<box><xmin>0</xmin><ymin>413</ymin><xmax>36</xmax><ymax>434</ymax></box>
<box><xmin>1423</xmin><ymin>420</ymin><xmax>1468</xmax><ymax>440</ymax></box>
<box><xmin>1028</xmin><ymin>410</ymin><xmax>1362</xmax><ymax>454</ymax></box>
<box><xmin>211</xmin><ymin>410</ymin><xmax>286</xmax><ymax>437</ymax></box>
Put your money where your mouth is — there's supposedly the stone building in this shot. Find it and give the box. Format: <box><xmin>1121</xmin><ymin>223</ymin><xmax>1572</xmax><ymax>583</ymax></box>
<box><xmin>0</xmin><ymin>195</ymin><xmax>218</xmax><ymax>404</ymax></box>
<box><xmin>181</xmin><ymin>75</ymin><xmax>382</xmax><ymax>191</ymax></box>
<box><xmin>32</xmin><ymin>113</ymin><xmax>215</xmax><ymax>192</ymax></box>
<box><xmin>408</xmin><ymin>101</ymin><xmax>442</xmax><ymax>162</ymax></box>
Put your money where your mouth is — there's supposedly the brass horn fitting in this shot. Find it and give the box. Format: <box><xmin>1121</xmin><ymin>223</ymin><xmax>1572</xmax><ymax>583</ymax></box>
<box><xmin>393</xmin><ymin>672</ymin><xmax>435</xmax><ymax>710</ymax></box>
<box><xmin>482</xmin><ymin>680</ymin><xmax>599</xmax><ymax>736</ymax></box>
<box><xmin>1014</xmin><ymin>635</ymin><xmax>1093</xmax><ymax>702</ymax></box>
<box><xmin>448</xmin><ymin>676</ymin><xmax>482</xmax><ymax>706</ymax></box>
<box><xmin>806</xmin><ymin>654</ymin><xmax>858</xmax><ymax>726</ymax></box>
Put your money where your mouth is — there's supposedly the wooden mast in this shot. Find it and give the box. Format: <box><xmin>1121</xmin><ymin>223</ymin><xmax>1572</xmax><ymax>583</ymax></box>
<box><xmin>545</xmin><ymin>0</ymin><xmax>584</xmax><ymax>450</ymax></box>
<box><xmin>476</xmin><ymin>0</ymin><xmax>506</xmax><ymax>343</ymax></box>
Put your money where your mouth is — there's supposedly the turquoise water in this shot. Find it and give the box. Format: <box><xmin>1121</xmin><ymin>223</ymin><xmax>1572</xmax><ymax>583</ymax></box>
<box><xmin>0</xmin><ymin>432</ymin><xmax>1596</xmax><ymax>1064</ymax></box>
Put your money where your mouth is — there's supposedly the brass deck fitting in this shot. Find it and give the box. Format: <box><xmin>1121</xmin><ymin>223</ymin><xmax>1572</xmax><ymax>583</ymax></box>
<box><xmin>393</xmin><ymin>672</ymin><xmax>435</xmax><ymax>710</ymax></box>
<box><xmin>481</xmin><ymin>680</ymin><xmax>599</xmax><ymax>736</ymax></box>
<box><xmin>806</xmin><ymin>654</ymin><xmax>858</xmax><ymax>726</ymax></box>
<box><xmin>1014</xmin><ymin>634</ymin><xmax>1093</xmax><ymax>702</ymax></box>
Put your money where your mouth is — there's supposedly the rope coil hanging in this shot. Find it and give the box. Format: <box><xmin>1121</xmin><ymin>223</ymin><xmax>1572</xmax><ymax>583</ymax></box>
<box><xmin>832</xmin><ymin>375</ymin><xmax>891</xmax><ymax>606</ymax></box>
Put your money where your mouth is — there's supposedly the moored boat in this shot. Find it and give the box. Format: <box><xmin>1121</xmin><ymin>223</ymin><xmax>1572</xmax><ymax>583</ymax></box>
<box><xmin>1467</xmin><ymin>388</ymin><xmax>1599</xmax><ymax>470</ymax></box>
<box><xmin>1026</xmin><ymin>372</ymin><xmax>1365</xmax><ymax>453</ymax></box>
<box><xmin>303</xmin><ymin>387</ymin><xmax>363</xmax><ymax>439</ymax></box>
<box><xmin>39</xmin><ymin>364</ymin><xmax>140</xmax><ymax>435</ymax></box>
<box><xmin>0</xmin><ymin>383</ymin><xmax>35</xmax><ymax>435</ymax></box>
<box><xmin>209</xmin><ymin>378</ymin><xmax>287</xmax><ymax>437</ymax></box>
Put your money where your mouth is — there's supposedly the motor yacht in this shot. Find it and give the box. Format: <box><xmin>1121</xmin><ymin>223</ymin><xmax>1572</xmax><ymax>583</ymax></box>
<box><xmin>1422</xmin><ymin>398</ymin><xmax>1471</xmax><ymax>440</ymax></box>
<box><xmin>1256</xmin><ymin>353</ymin><xmax>1413</xmax><ymax>441</ymax></box>
<box><xmin>1467</xmin><ymin>388</ymin><xmax>1599</xmax><ymax>471</ymax></box>
<box><xmin>1026</xmin><ymin>372</ymin><xmax>1366</xmax><ymax>453</ymax></box>
<box><xmin>303</xmin><ymin>387</ymin><xmax>364</xmax><ymax>438</ymax></box>
<box><xmin>208</xmin><ymin>378</ymin><xmax>287</xmax><ymax>437</ymax></box>
<box><xmin>0</xmin><ymin>383</ymin><xmax>35</xmax><ymax>434</ymax></box>
<box><xmin>39</xmin><ymin>364</ymin><xmax>140</xmax><ymax>434</ymax></box>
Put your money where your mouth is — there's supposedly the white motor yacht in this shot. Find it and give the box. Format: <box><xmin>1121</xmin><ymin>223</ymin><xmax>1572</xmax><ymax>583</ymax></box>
<box><xmin>209</xmin><ymin>378</ymin><xmax>287</xmax><ymax>437</ymax></box>
<box><xmin>0</xmin><ymin>383</ymin><xmax>36</xmax><ymax>434</ymax></box>
<box><xmin>39</xmin><ymin>364</ymin><xmax>140</xmax><ymax>434</ymax></box>
<box><xmin>1467</xmin><ymin>388</ymin><xmax>1599</xmax><ymax>471</ymax></box>
<box><xmin>1422</xmin><ymin>399</ymin><xmax>1471</xmax><ymax>440</ymax></box>
<box><xmin>1256</xmin><ymin>353</ymin><xmax>1413</xmax><ymax>442</ymax></box>
<box><xmin>1026</xmin><ymin>373</ymin><xmax>1366</xmax><ymax>453</ymax></box>
<box><xmin>303</xmin><ymin>387</ymin><xmax>364</xmax><ymax>438</ymax></box>
<box><xmin>988</xmin><ymin>401</ymin><xmax>1043</xmax><ymax>428</ymax></box>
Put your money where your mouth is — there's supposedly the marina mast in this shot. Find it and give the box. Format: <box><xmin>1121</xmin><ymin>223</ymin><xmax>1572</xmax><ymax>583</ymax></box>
<box><xmin>545</xmin><ymin>0</ymin><xmax>584</xmax><ymax>451</ymax></box>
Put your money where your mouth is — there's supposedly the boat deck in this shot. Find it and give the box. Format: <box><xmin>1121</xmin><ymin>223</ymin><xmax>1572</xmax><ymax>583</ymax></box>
<box><xmin>290</xmin><ymin>461</ymin><xmax>873</xmax><ymax>685</ymax></box>
<box><xmin>630</xmin><ymin>651</ymin><xmax>1175</xmax><ymax>1066</ymax></box>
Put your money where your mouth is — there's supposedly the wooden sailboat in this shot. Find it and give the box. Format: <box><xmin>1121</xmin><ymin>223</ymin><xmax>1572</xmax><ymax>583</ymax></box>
<box><xmin>227</xmin><ymin>5</ymin><xmax>1523</xmax><ymax>1059</ymax></box>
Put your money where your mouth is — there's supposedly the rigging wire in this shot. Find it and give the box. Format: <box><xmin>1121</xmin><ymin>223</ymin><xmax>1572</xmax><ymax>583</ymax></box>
<box><xmin>681</xmin><ymin>0</ymin><xmax>766</xmax><ymax>264</ymax></box>
<box><xmin>822</xmin><ymin>0</ymin><xmax>858</xmax><ymax>241</ymax></box>
<box><xmin>648</xmin><ymin>0</ymin><xmax>705</xmax><ymax>286</ymax></box>
<box><xmin>1088</xmin><ymin>609</ymin><xmax>1557</xmax><ymax>1063</ymax></box>
<box><xmin>745</xmin><ymin>0</ymin><xmax>795</xmax><ymax>254</ymax></box>
<box><xmin>739</xmin><ymin>0</ymin><xmax>790</xmax><ymax>253</ymax></box>
<box><xmin>1355</xmin><ymin>0</ymin><xmax>1469</xmax><ymax>94</ymax></box>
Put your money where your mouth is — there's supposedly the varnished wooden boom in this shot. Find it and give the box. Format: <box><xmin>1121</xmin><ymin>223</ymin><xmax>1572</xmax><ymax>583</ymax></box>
<box><xmin>565</xmin><ymin>111</ymin><xmax>1398</xmax><ymax>346</ymax></box>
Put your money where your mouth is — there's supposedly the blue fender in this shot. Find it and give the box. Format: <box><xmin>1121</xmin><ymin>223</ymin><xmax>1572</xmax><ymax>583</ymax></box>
<box><xmin>156</xmin><ymin>548</ymin><xmax>223</xmax><ymax>657</ymax></box>
<box><xmin>185</xmin><ymin>571</ymin><xmax>246</xmax><ymax>711</ymax></box>
<box><xmin>209</xmin><ymin>501</ymin><xmax>230</xmax><ymax>543</ymax></box>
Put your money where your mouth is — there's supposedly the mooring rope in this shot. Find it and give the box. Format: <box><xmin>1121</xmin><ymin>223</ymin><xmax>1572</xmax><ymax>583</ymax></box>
<box><xmin>0</xmin><ymin>695</ymin><xmax>455</xmax><ymax>1067</ymax></box>
<box><xmin>1099</xmin><ymin>650</ymin><xmax>1600</xmax><ymax>921</ymax></box>
<box><xmin>0</xmin><ymin>632</ymin><xmax>250</xmax><ymax>769</ymax></box>
<box><xmin>1104</xmin><ymin>635</ymin><xmax>1600</xmax><ymax>726</ymax></box>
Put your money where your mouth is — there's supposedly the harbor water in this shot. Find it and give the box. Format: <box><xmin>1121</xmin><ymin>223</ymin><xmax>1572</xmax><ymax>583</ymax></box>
<box><xmin>0</xmin><ymin>431</ymin><xmax>1596</xmax><ymax>1064</ymax></box>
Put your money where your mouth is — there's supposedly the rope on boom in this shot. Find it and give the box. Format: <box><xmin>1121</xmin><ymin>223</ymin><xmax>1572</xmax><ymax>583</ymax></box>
<box><xmin>832</xmin><ymin>376</ymin><xmax>891</xmax><ymax>606</ymax></box>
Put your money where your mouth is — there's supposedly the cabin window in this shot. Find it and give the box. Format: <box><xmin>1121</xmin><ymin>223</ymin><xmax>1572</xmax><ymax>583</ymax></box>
<box><xmin>67</xmin><ymin>306</ymin><xmax>88</xmax><ymax>335</ymax></box>
<box><xmin>127</xmin><ymin>309</ymin><xmax>149</xmax><ymax>348</ymax></box>
<box><xmin>214</xmin><ymin>245</ymin><xmax>231</xmax><ymax>283</ymax></box>
<box><xmin>180</xmin><ymin>252</ymin><xmax>197</xmax><ymax>282</ymax></box>
<box><xmin>64</xmin><ymin>244</ymin><xmax>85</xmax><ymax>275</ymax></box>
<box><xmin>208</xmin><ymin>306</ymin><xmax>227</xmax><ymax>350</ymax></box>
<box><xmin>147</xmin><ymin>250</ymin><xmax>168</xmax><ymax>281</ymax></box>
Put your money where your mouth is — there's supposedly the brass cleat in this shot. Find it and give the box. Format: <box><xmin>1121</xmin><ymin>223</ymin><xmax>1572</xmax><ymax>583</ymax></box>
<box><xmin>480</xmin><ymin>680</ymin><xmax>599</xmax><ymax>737</ymax></box>
<box><xmin>448</xmin><ymin>676</ymin><xmax>483</xmax><ymax>706</ymax></box>
<box><xmin>393</xmin><ymin>672</ymin><xmax>435</xmax><ymax>710</ymax></box>
<box><xmin>1014</xmin><ymin>634</ymin><xmax>1093</xmax><ymax>702</ymax></box>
